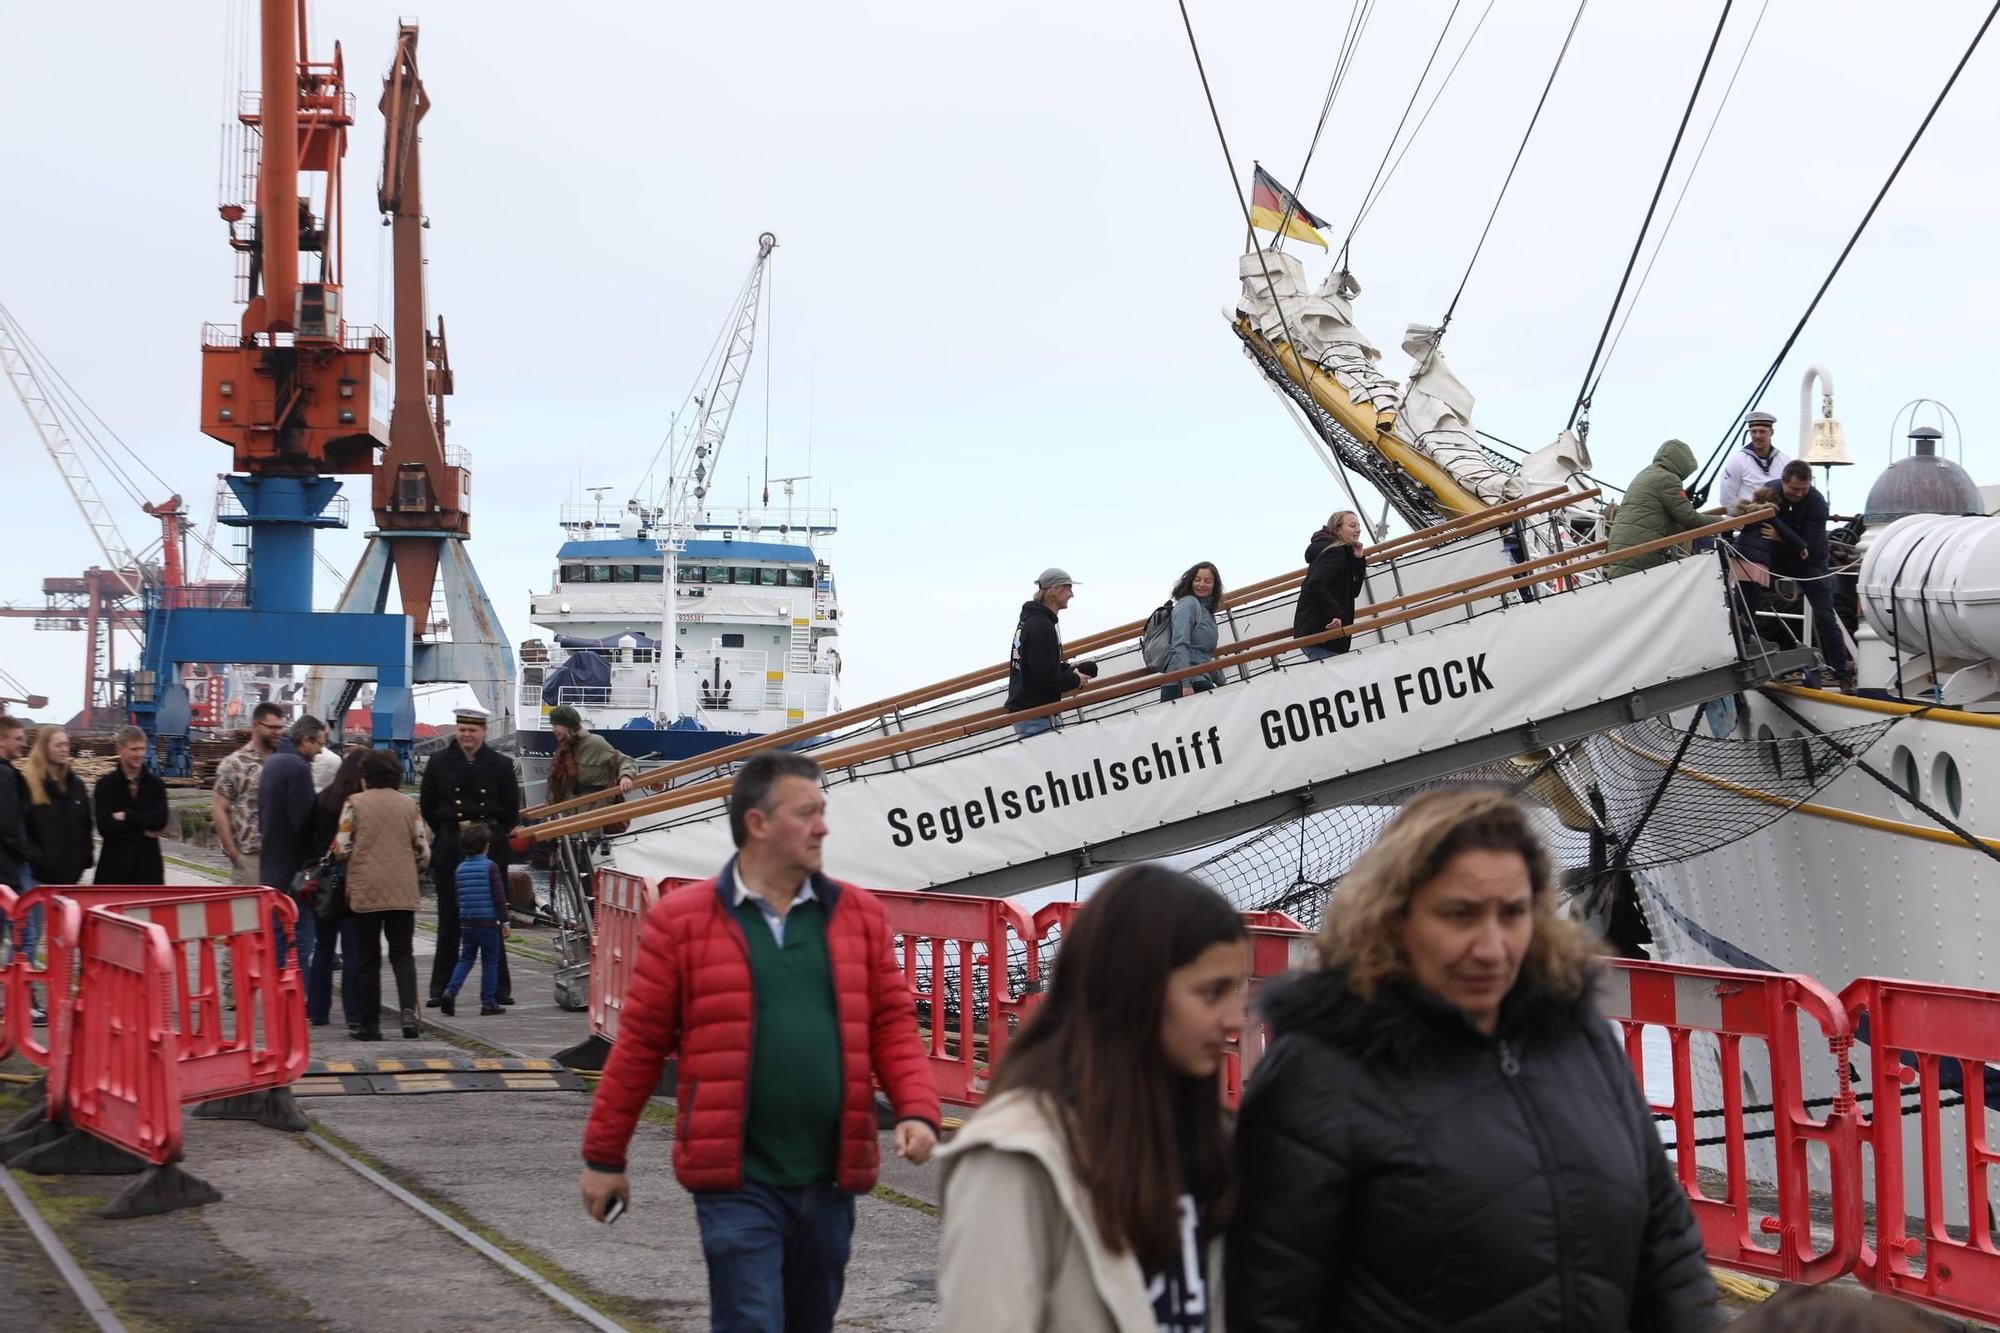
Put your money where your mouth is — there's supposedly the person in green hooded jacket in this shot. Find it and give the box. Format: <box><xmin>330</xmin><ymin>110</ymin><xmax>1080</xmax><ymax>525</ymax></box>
<box><xmin>1607</xmin><ymin>439</ymin><xmax>1710</xmax><ymax>578</ymax></box>
<box><xmin>543</xmin><ymin>706</ymin><xmax>639</xmax><ymax>806</ymax></box>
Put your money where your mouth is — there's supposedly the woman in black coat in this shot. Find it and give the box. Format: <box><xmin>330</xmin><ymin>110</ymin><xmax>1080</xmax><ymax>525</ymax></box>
<box><xmin>94</xmin><ymin>726</ymin><xmax>169</xmax><ymax>885</ymax></box>
<box><xmin>23</xmin><ymin>726</ymin><xmax>93</xmax><ymax>886</ymax></box>
<box><xmin>1293</xmin><ymin>510</ymin><xmax>1368</xmax><ymax>659</ymax></box>
<box><xmin>1228</xmin><ymin>789</ymin><xmax>1718</xmax><ymax>1333</ymax></box>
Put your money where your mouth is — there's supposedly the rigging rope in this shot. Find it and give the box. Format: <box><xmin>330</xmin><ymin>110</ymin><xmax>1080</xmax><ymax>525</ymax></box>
<box><xmin>1269</xmin><ymin>0</ymin><xmax>1374</xmax><ymax>253</ymax></box>
<box><xmin>1566</xmin><ymin>1</ymin><xmax>1734</xmax><ymax>433</ymax></box>
<box><xmin>1439</xmin><ymin>0</ymin><xmax>1589</xmax><ymax>334</ymax></box>
<box><xmin>1589</xmin><ymin>0</ymin><xmax>1769</xmax><ymax>401</ymax></box>
<box><xmin>1693</xmin><ymin>0</ymin><xmax>2000</xmax><ymax>499</ymax></box>
<box><xmin>1176</xmin><ymin>0</ymin><xmax>1373</xmax><ymax>517</ymax></box>
<box><xmin>1337</xmin><ymin>0</ymin><xmax>1466</xmax><ymax>265</ymax></box>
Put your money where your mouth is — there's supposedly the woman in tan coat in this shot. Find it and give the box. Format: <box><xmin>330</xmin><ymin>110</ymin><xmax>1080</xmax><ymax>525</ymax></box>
<box><xmin>937</xmin><ymin>866</ymin><xmax>1250</xmax><ymax>1332</ymax></box>
<box><xmin>334</xmin><ymin>748</ymin><xmax>431</xmax><ymax>1040</ymax></box>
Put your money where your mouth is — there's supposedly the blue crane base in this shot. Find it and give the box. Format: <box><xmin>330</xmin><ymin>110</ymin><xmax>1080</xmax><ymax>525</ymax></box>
<box><xmin>136</xmin><ymin>608</ymin><xmax>415</xmax><ymax>776</ymax></box>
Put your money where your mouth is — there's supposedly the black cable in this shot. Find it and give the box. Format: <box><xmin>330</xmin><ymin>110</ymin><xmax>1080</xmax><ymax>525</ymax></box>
<box><xmin>1694</xmin><ymin>0</ymin><xmax>2000</xmax><ymax>496</ymax></box>
<box><xmin>1337</xmin><ymin>0</ymin><xmax>1464</xmax><ymax>264</ymax></box>
<box><xmin>1346</xmin><ymin>1</ymin><xmax>1496</xmax><ymax>248</ymax></box>
<box><xmin>1567</xmin><ymin>1</ymin><xmax>1733</xmax><ymax>432</ymax></box>
<box><xmin>1271</xmin><ymin>0</ymin><xmax>1374</xmax><ymax>251</ymax></box>
<box><xmin>1440</xmin><ymin>0</ymin><xmax>1589</xmax><ymax>333</ymax></box>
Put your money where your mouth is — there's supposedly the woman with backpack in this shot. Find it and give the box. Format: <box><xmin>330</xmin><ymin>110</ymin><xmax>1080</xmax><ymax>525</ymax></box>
<box><xmin>1158</xmin><ymin>562</ymin><xmax>1229</xmax><ymax>703</ymax></box>
<box><xmin>1293</xmin><ymin>511</ymin><xmax>1368</xmax><ymax>660</ymax></box>
<box><xmin>938</xmin><ymin>864</ymin><xmax>1249</xmax><ymax>1331</ymax></box>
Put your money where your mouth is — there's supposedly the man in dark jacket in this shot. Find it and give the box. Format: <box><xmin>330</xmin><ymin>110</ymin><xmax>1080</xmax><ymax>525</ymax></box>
<box><xmin>578</xmin><ymin>750</ymin><xmax>941</xmax><ymax>1333</ymax></box>
<box><xmin>1005</xmin><ymin>568</ymin><xmax>1098</xmax><ymax>737</ymax></box>
<box><xmin>1229</xmin><ymin>968</ymin><xmax>1718</xmax><ymax>1331</ymax></box>
<box><xmin>1294</xmin><ymin>511</ymin><xmax>1368</xmax><ymax>659</ymax></box>
<box><xmin>1774</xmin><ymin>460</ymin><xmax>1852</xmax><ymax>683</ymax></box>
<box><xmin>259</xmin><ymin>714</ymin><xmax>327</xmax><ymax>970</ymax></box>
<box><xmin>1607</xmin><ymin>439</ymin><xmax>1711</xmax><ymax>577</ymax></box>
<box><xmin>94</xmin><ymin>725</ymin><xmax>169</xmax><ymax>885</ymax></box>
<box><xmin>0</xmin><ymin>715</ymin><xmax>28</xmax><ymax>895</ymax></box>
<box><xmin>422</xmin><ymin>705</ymin><xmax>520</xmax><ymax>1006</ymax></box>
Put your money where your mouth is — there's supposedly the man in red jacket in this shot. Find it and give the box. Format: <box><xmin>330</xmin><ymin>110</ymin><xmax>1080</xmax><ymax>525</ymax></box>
<box><xmin>579</xmin><ymin>750</ymin><xmax>940</xmax><ymax>1332</ymax></box>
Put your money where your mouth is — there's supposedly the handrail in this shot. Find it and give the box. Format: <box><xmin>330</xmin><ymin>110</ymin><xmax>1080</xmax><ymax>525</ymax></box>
<box><xmin>519</xmin><ymin>485</ymin><xmax>1598</xmax><ymax>821</ymax></box>
<box><xmin>527</xmin><ymin>504</ymin><xmax>1746</xmax><ymax>842</ymax></box>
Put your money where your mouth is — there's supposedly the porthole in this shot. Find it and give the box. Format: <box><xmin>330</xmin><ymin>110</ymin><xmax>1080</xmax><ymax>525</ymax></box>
<box><xmin>1892</xmin><ymin>745</ymin><xmax>1920</xmax><ymax>803</ymax></box>
<box><xmin>1931</xmin><ymin>751</ymin><xmax>1963</xmax><ymax>817</ymax></box>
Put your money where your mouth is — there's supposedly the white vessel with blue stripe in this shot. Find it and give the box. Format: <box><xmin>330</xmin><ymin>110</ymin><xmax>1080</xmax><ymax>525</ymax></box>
<box><xmin>515</xmin><ymin>496</ymin><xmax>842</xmax><ymax>804</ymax></box>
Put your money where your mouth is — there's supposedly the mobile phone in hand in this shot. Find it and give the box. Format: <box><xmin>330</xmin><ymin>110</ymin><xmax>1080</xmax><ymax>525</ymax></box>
<box><xmin>603</xmin><ymin>1196</ymin><xmax>627</xmax><ymax>1225</ymax></box>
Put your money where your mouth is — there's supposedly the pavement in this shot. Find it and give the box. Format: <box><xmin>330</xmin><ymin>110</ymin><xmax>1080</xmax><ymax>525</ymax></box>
<box><xmin>127</xmin><ymin>844</ymin><xmax>947</xmax><ymax>1330</ymax></box>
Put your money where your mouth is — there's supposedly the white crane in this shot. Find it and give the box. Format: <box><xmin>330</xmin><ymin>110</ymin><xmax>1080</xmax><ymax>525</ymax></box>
<box><xmin>650</xmin><ymin>232</ymin><xmax>779</xmax><ymax>723</ymax></box>
<box><xmin>0</xmin><ymin>301</ymin><xmax>147</xmax><ymax>596</ymax></box>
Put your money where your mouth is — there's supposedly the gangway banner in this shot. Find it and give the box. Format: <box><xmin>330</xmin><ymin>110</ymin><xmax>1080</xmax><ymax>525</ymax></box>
<box><xmin>617</xmin><ymin>557</ymin><xmax>1742</xmax><ymax>892</ymax></box>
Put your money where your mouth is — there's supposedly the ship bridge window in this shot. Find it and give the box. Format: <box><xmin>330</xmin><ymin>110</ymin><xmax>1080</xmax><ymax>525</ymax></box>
<box><xmin>613</xmin><ymin>564</ymin><xmax>637</xmax><ymax>583</ymax></box>
<box><xmin>561</xmin><ymin>563</ymin><xmax>588</xmax><ymax>583</ymax></box>
<box><xmin>785</xmin><ymin>570</ymin><xmax>813</xmax><ymax>587</ymax></box>
<box><xmin>704</xmin><ymin>566</ymin><xmax>732</xmax><ymax>584</ymax></box>
<box><xmin>636</xmin><ymin>565</ymin><xmax>663</xmax><ymax>583</ymax></box>
<box><xmin>758</xmin><ymin>568</ymin><xmax>780</xmax><ymax>586</ymax></box>
<box><xmin>676</xmin><ymin>566</ymin><xmax>703</xmax><ymax>584</ymax></box>
<box><xmin>587</xmin><ymin>565</ymin><xmax>611</xmax><ymax>583</ymax></box>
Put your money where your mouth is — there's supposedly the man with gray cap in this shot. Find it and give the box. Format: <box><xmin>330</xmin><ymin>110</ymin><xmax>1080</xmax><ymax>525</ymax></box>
<box><xmin>1006</xmin><ymin>568</ymin><xmax>1099</xmax><ymax>737</ymax></box>
<box><xmin>1717</xmin><ymin>410</ymin><xmax>1793</xmax><ymax>515</ymax></box>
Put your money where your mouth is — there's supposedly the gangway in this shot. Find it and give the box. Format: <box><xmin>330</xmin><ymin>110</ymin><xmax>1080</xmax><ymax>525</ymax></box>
<box><xmin>525</xmin><ymin>496</ymin><xmax>1808</xmax><ymax>898</ymax></box>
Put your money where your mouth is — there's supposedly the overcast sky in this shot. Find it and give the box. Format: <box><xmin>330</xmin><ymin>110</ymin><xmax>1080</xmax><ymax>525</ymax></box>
<box><xmin>3</xmin><ymin>0</ymin><xmax>1994</xmax><ymax>726</ymax></box>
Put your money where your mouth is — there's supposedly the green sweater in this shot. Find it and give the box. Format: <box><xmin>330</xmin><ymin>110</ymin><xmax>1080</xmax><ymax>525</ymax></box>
<box><xmin>734</xmin><ymin>896</ymin><xmax>844</xmax><ymax>1186</ymax></box>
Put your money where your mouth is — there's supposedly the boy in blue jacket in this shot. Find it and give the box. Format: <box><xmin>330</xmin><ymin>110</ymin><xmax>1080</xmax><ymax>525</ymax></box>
<box><xmin>440</xmin><ymin>822</ymin><xmax>511</xmax><ymax>1016</ymax></box>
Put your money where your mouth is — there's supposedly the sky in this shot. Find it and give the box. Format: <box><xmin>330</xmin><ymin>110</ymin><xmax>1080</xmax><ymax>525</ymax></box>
<box><xmin>2</xmin><ymin>0</ymin><xmax>1995</xmax><ymax>726</ymax></box>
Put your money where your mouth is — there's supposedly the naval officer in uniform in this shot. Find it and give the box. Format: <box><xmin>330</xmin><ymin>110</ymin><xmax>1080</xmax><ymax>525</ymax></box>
<box><xmin>1716</xmin><ymin>409</ymin><xmax>1793</xmax><ymax>514</ymax></box>
<box><xmin>422</xmin><ymin>705</ymin><xmax>519</xmax><ymax>1008</ymax></box>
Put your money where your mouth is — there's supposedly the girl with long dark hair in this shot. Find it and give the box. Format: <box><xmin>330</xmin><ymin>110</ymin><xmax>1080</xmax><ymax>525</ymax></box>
<box><xmin>1161</xmin><ymin>562</ymin><xmax>1228</xmax><ymax>704</ymax></box>
<box><xmin>938</xmin><ymin>865</ymin><xmax>1248</xmax><ymax>1332</ymax></box>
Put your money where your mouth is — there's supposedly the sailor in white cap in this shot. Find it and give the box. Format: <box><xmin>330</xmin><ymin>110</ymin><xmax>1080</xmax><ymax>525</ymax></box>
<box><xmin>1006</xmin><ymin>568</ymin><xmax>1100</xmax><ymax>737</ymax></box>
<box><xmin>1717</xmin><ymin>410</ymin><xmax>1794</xmax><ymax>514</ymax></box>
<box><xmin>420</xmin><ymin>701</ymin><xmax>519</xmax><ymax>1006</ymax></box>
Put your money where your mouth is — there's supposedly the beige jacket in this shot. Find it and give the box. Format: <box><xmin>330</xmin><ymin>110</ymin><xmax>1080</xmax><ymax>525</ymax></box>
<box><xmin>937</xmin><ymin>1090</ymin><xmax>1225</xmax><ymax>1333</ymax></box>
<box><xmin>335</xmin><ymin>788</ymin><xmax>431</xmax><ymax>914</ymax></box>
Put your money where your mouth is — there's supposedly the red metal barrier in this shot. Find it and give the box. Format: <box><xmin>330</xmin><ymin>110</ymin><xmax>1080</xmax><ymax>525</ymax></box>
<box><xmin>1841</xmin><ymin>976</ymin><xmax>2000</xmax><ymax>1323</ymax></box>
<box><xmin>64</xmin><ymin>907</ymin><xmax>184</xmax><ymax>1167</ymax></box>
<box><xmin>1223</xmin><ymin>919</ymin><xmax>1318</xmax><ymax>1104</ymax></box>
<box><xmin>12</xmin><ymin>884</ymin><xmax>306</xmax><ymax>1098</ymax></box>
<box><xmin>111</xmin><ymin>889</ymin><xmax>309</xmax><ymax>1097</ymax></box>
<box><xmin>589</xmin><ymin>868</ymin><xmax>660</xmax><ymax>1046</ymax></box>
<box><xmin>1599</xmin><ymin>959</ymin><xmax>1862</xmax><ymax>1286</ymax></box>
<box><xmin>0</xmin><ymin>887</ymin><xmax>83</xmax><ymax>1102</ymax></box>
<box><xmin>876</xmin><ymin>889</ymin><xmax>1041</xmax><ymax>1108</ymax></box>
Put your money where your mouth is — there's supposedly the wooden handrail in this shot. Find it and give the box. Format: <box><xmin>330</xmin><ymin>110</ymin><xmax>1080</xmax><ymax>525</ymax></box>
<box><xmin>518</xmin><ymin>484</ymin><xmax>1597</xmax><ymax>820</ymax></box>
<box><xmin>527</xmin><ymin>502</ymin><xmax>1727</xmax><ymax>842</ymax></box>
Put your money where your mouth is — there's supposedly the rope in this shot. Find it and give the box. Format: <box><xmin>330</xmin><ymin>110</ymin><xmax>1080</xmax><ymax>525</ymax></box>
<box><xmin>1567</xmin><ymin>1</ymin><xmax>1734</xmax><ymax>433</ymax></box>
<box><xmin>1597</xmin><ymin>708</ymin><xmax>1704</xmax><ymax>892</ymax></box>
<box><xmin>1589</xmin><ymin>0</ymin><xmax>1769</xmax><ymax>405</ymax></box>
<box><xmin>1336</xmin><ymin>0</ymin><xmax>1465</xmax><ymax>263</ymax></box>
<box><xmin>1693</xmin><ymin>0</ymin><xmax>2000</xmax><ymax>497</ymax></box>
<box><xmin>1439</xmin><ymin>0</ymin><xmax>1589</xmax><ymax>334</ymax></box>
<box><xmin>1177</xmin><ymin>0</ymin><xmax>1372</xmax><ymax>516</ymax></box>
<box><xmin>1345</xmin><ymin>2</ymin><xmax>1496</xmax><ymax>251</ymax></box>
<box><xmin>1762</xmin><ymin>692</ymin><xmax>2000</xmax><ymax>868</ymax></box>
<box><xmin>1267</xmin><ymin>0</ymin><xmax>1374</xmax><ymax>253</ymax></box>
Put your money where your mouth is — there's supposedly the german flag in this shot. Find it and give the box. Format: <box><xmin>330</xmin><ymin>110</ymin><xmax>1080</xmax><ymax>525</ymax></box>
<box><xmin>1250</xmin><ymin>164</ymin><xmax>1329</xmax><ymax>250</ymax></box>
